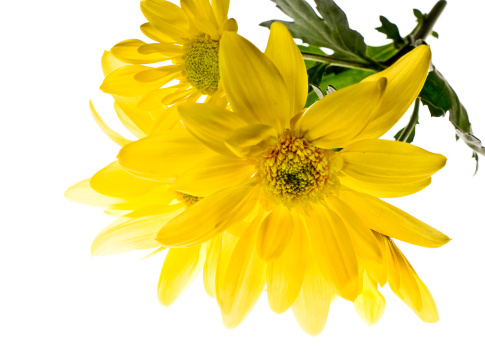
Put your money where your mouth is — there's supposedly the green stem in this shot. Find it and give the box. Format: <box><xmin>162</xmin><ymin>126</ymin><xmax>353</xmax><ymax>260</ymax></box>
<box><xmin>412</xmin><ymin>0</ymin><xmax>447</xmax><ymax>42</ymax></box>
<box><xmin>301</xmin><ymin>53</ymin><xmax>382</xmax><ymax>72</ymax></box>
<box><xmin>397</xmin><ymin>98</ymin><xmax>420</xmax><ymax>142</ymax></box>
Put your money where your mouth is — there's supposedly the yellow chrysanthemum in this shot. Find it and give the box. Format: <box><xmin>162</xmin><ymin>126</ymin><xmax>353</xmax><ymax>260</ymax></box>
<box><xmin>116</xmin><ymin>22</ymin><xmax>450</xmax><ymax>335</ymax></box>
<box><xmin>100</xmin><ymin>0</ymin><xmax>237</xmax><ymax>110</ymax></box>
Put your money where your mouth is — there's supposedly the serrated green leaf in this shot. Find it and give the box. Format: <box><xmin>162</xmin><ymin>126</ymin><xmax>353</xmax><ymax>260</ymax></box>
<box><xmin>261</xmin><ymin>0</ymin><xmax>369</xmax><ymax>63</ymax></box>
<box><xmin>420</xmin><ymin>70</ymin><xmax>485</xmax><ymax>165</ymax></box>
<box><xmin>376</xmin><ymin>16</ymin><xmax>404</xmax><ymax>45</ymax></box>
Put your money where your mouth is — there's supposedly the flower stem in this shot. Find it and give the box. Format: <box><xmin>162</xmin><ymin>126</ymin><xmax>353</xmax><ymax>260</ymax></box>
<box><xmin>397</xmin><ymin>98</ymin><xmax>420</xmax><ymax>142</ymax></box>
<box><xmin>301</xmin><ymin>53</ymin><xmax>382</xmax><ymax>72</ymax></box>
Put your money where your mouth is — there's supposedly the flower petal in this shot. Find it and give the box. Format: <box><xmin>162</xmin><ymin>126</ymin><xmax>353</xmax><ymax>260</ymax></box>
<box><xmin>292</xmin><ymin>255</ymin><xmax>333</xmax><ymax>336</ymax></box>
<box><xmin>353</xmin><ymin>271</ymin><xmax>386</xmax><ymax>326</ymax></box>
<box><xmin>305</xmin><ymin>205</ymin><xmax>360</xmax><ymax>301</ymax></box>
<box><xmin>256</xmin><ymin>205</ymin><xmax>293</xmax><ymax>260</ymax></box>
<box><xmin>111</xmin><ymin>39</ymin><xmax>168</xmax><ymax>64</ymax></box>
<box><xmin>358</xmin><ymin>45</ymin><xmax>431</xmax><ymax>140</ymax></box>
<box><xmin>117</xmin><ymin>127</ymin><xmax>214</xmax><ymax>182</ymax></box>
<box><xmin>91</xmin><ymin>205</ymin><xmax>184</xmax><ymax>256</ymax></box>
<box><xmin>225</xmin><ymin>124</ymin><xmax>278</xmax><ymax>158</ymax></box>
<box><xmin>339</xmin><ymin>190</ymin><xmax>451</xmax><ymax>248</ymax></box>
<box><xmin>157</xmin><ymin>185</ymin><xmax>259</xmax><ymax>247</ymax></box>
<box><xmin>211</xmin><ymin>0</ymin><xmax>230</xmax><ymax>27</ymax></box>
<box><xmin>203</xmin><ymin>235</ymin><xmax>221</xmax><ymax>298</ymax></box>
<box><xmin>90</xmin><ymin>161</ymin><xmax>160</xmax><ymax>198</ymax></box>
<box><xmin>65</xmin><ymin>179</ymin><xmax>124</xmax><ymax>209</ymax></box>
<box><xmin>299</xmin><ymin>78</ymin><xmax>387</xmax><ymax>149</ymax></box>
<box><xmin>141</xmin><ymin>0</ymin><xmax>190</xmax><ymax>41</ymax></box>
<box><xmin>220</xmin><ymin>32</ymin><xmax>291</xmax><ymax>131</ymax></box>
<box><xmin>265</xmin><ymin>22</ymin><xmax>308</xmax><ymax>116</ymax></box>
<box><xmin>178</xmin><ymin>102</ymin><xmax>247</xmax><ymax>157</ymax></box>
<box><xmin>89</xmin><ymin>101</ymin><xmax>132</xmax><ymax>147</ymax></box>
<box><xmin>267</xmin><ymin>216</ymin><xmax>307</xmax><ymax>314</ymax></box>
<box><xmin>221</xmin><ymin>221</ymin><xmax>267</xmax><ymax>329</ymax></box>
<box><xmin>339</xmin><ymin>139</ymin><xmax>446</xmax><ymax>197</ymax></box>
<box><xmin>180</xmin><ymin>0</ymin><xmax>219</xmax><ymax>39</ymax></box>
<box><xmin>158</xmin><ymin>243</ymin><xmax>207</xmax><ymax>306</ymax></box>
<box><xmin>173</xmin><ymin>155</ymin><xmax>255</xmax><ymax>196</ymax></box>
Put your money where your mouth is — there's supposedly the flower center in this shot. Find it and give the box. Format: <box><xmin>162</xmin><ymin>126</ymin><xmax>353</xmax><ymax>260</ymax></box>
<box><xmin>183</xmin><ymin>38</ymin><xmax>220</xmax><ymax>95</ymax></box>
<box><xmin>176</xmin><ymin>192</ymin><xmax>202</xmax><ymax>207</ymax></box>
<box><xmin>259</xmin><ymin>132</ymin><xmax>341</xmax><ymax>205</ymax></box>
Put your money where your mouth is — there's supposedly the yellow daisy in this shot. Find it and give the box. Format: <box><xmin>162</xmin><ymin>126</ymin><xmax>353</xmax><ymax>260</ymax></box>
<box><xmin>100</xmin><ymin>0</ymin><xmax>237</xmax><ymax>110</ymax></box>
<box><xmin>116</xmin><ymin>22</ymin><xmax>450</xmax><ymax>335</ymax></box>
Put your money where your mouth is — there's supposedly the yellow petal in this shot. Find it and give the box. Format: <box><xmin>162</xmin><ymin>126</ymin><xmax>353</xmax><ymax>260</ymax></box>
<box><xmin>265</xmin><ymin>22</ymin><xmax>308</xmax><ymax>116</ymax></box>
<box><xmin>216</xmin><ymin>231</ymin><xmax>240</xmax><ymax>307</ymax></box>
<box><xmin>90</xmin><ymin>161</ymin><xmax>160</xmax><ymax>198</ymax></box>
<box><xmin>220</xmin><ymin>32</ymin><xmax>291</xmax><ymax>132</ymax></box>
<box><xmin>181</xmin><ymin>0</ymin><xmax>219</xmax><ymax>39</ymax></box>
<box><xmin>178</xmin><ymin>102</ymin><xmax>247</xmax><ymax>157</ymax></box>
<box><xmin>91</xmin><ymin>205</ymin><xmax>184</xmax><ymax>256</ymax></box>
<box><xmin>353</xmin><ymin>271</ymin><xmax>386</xmax><ymax>326</ymax></box>
<box><xmin>90</xmin><ymin>101</ymin><xmax>132</xmax><ymax>147</ymax></box>
<box><xmin>221</xmin><ymin>221</ymin><xmax>267</xmax><ymax>329</ymax></box>
<box><xmin>65</xmin><ymin>179</ymin><xmax>124</xmax><ymax>209</ymax></box>
<box><xmin>100</xmin><ymin>65</ymin><xmax>173</xmax><ymax>97</ymax></box>
<box><xmin>157</xmin><ymin>185</ymin><xmax>259</xmax><ymax>247</ymax></box>
<box><xmin>117</xmin><ymin>128</ymin><xmax>214</xmax><ymax>182</ymax></box>
<box><xmin>358</xmin><ymin>45</ymin><xmax>431</xmax><ymax>140</ymax></box>
<box><xmin>158</xmin><ymin>243</ymin><xmax>207</xmax><ymax>306</ymax></box>
<box><xmin>340</xmin><ymin>139</ymin><xmax>446</xmax><ymax>197</ymax></box>
<box><xmin>305</xmin><ymin>205</ymin><xmax>360</xmax><ymax>301</ymax></box>
<box><xmin>141</xmin><ymin>0</ymin><xmax>190</xmax><ymax>42</ymax></box>
<box><xmin>326</xmin><ymin>195</ymin><xmax>382</xmax><ymax>265</ymax></box>
<box><xmin>339</xmin><ymin>190</ymin><xmax>451</xmax><ymax>248</ymax></box>
<box><xmin>267</xmin><ymin>215</ymin><xmax>307</xmax><ymax>314</ymax></box>
<box><xmin>111</xmin><ymin>39</ymin><xmax>168</xmax><ymax>64</ymax></box>
<box><xmin>299</xmin><ymin>78</ymin><xmax>387</xmax><ymax>149</ymax></box>
<box><xmin>414</xmin><ymin>276</ymin><xmax>439</xmax><ymax>323</ymax></box>
<box><xmin>225</xmin><ymin>124</ymin><xmax>278</xmax><ymax>159</ymax></box>
<box><xmin>173</xmin><ymin>155</ymin><xmax>255</xmax><ymax>197</ymax></box>
<box><xmin>138</xmin><ymin>43</ymin><xmax>183</xmax><ymax>56</ymax></box>
<box><xmin>211</xmin><ymin>0</ymin><xmax>230</xmax><ymax>27</ymax></box>
<box><xmin>140</xmin><ymin>22</ymin><xmax>176</xmax><ymax>44</ymax></box>
<box><xmin>256</xmin><ymin>205</ymin><xmax>293</xmax><ymax>260</ymax></box>
<box><xmin>292</xmin><ymin>255</ymin><xmax>333</xmax><ymax>336</ymax></box>
<box><xmin>113</xmin><ymin>101</ymin><xmax>152</xmax><ymax>138</ymax></box>
<box><xmin>203</xmin><ymin>235</ymin><xmax>221</xmax><ymax>298</ymax></box>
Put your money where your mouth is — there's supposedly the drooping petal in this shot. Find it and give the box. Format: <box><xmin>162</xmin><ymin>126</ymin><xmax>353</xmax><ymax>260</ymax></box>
<box><xmin>326</xmin><ymin>195</ymin><xmax>382</xmax><ymax>265</ymax></box>
<box><xmin>225</xmin><ymin>124</ymin><xmax>278</xmax><ymax>158</ymax></box>
<box><xmin>221</xmin><ymin>221</ymin><xmax>267</xmax><ymax>329</ymax></box>
<box><xmin>358</xmin><ymin>45</ymin><xmax>431</xmax><ymax>140</ymax></box>
<box><xmin>158</xmin><ymin>243</ymin><xmax>207</xmax><ymax>306</ymax></box>
<box><xmin>157</xmin><ymin>185</ymin><xmax>259</xmax><ymax>247</ymax></box>
<box><xmin>292</xmin><ymin>255</ymin><xmax>333</xmax><ymax>336</ymax></box>
<box><xmin>339</xmin><ymin>139</ymin><xmax>446</xmax><ymax>197</ymax></box>
<box><xmin>91</xmin><ymin>205</ymin><xmax>184</xmax><ymax>256</ymax></box>
<box><xmin>298</xmin><ymin>78</ymin><xmax>387</xmax><ymax>149</ymax></box>
<box><xmin>256</xmin><ymin>205</ymin><xmax>293</xmax><ymax>260</ymax></box>
<box><xmin>220</xmin><ymin>32</ymin><xmax>291</xmax><ymax>131</ymax></box>
<box><xmin>178</xmin><ymin>102</ymin><xmax>247</xmax><ymax>157</ymax></box>
<box><xmin>203</xmin><ymin>235</ymin><xmax>222</xmax><ymax>298</ymax></box>
<box><xmin>267</xmin><ymin>215</ymin><xmax>307</xmax><ymax>314</ymax></box>
<box><xmin>339</xmin><ymin>190</ymin><xmax>451</xmax><ymax>248</ymax></box>
<box><xmin>90</xmin><ymin>161</ymin><xmax>160</xmax><ymax>198</ymax></box>
<box><xmin>265</xmin><ymin>22</ymin><xmax>308</xmax><ymax>116</ymax></box>
<box><xmin>111</xmin><ymin>39</ymin><xmax>168</xmax><ymax>64</ymax></box>
<box><xmin>113</xmin><ymin>101</ymin><xmax>152</xmax><ymax>138</ymax></box>
<box><xmin>90</xmin><ymin>101</ymin><xmax>132</xmax><ymax>147</ymax></box>
<box><xmin>173</xmin><ymin>155</ymin><xmax>255</xmax><ymax>196</ymax></box>
<box><xmin>353</xmin><ymin>271</ymin><xmax>386</xmax><ymax>326</ymax></box>
<box><xmin>305</xmin><ymin>205</ymin><xmax>360</xmax><ymax>301</ymax></box>
<box><xmin>117</xmin><ymin>128</ymin><xmax>215</xmax><ymax>182</ymax></box>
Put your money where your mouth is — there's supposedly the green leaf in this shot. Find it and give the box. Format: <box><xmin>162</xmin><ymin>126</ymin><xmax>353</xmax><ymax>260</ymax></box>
<box><xmin>376</xmin><ymin>16</ymin><xmax>404</xmax><ymax>45</ymax></box>
<box><xmin>307</xmin><ymin>62</ymin><xmax>327</xmax><ymax>90</ymax></box>
<box><xmin>260</xmin><ymin>0</ymin><xmax>369</xmax><ymax>63</ymax></box>
<box><xmin>319</xmin><ymin>66</ymin><xmax>373</xmax><ymax>90</ymax></box>
<box><xmin>431</xmin><ymin>31</ymin><xmax>439</xmax><ymax>38</ymax></box>
<box><xmin>394</xmin><ymin>124</ymin><xmax>417</xmax><ymax>143</ymax></box>
<box><xmin>366</xmin><ymin>43</ymin><xmax>399</xmax><ymax>61</ymax></box>
<box><xmin>420</xmin><ymin>70</ymin><xmax>485</xmax><ymax>166</ymax></box>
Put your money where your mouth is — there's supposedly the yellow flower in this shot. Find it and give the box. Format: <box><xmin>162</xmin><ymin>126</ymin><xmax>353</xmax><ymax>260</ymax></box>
<box><xmin>100</xmin><ymin>0</ymin><xmax>237</xmax><ymax>110</ymax></box>
<box><xmin>117</xmin><ymin>22</ymin><xmax>450</xmax><ymax>335</ymax></box>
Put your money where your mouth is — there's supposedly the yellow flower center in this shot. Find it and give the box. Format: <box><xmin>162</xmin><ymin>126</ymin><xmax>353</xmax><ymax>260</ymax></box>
<box><xmin>176</xmin><ymin>192</ymin><xmax>202</xmax><ymax>207</ymax></box>
<box><xmin>259</xmin><ymin>132</ymin><xmax>341</xmax><ymax>206</ymax></box>
<box><xmin>183</xmin><ymin>38</ymin><xmax>220</xmax><ymax>95</ymax></box>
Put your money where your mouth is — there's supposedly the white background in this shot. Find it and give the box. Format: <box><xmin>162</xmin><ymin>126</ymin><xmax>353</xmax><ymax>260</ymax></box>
<box><xmin>1</xmin><ymin>0</ymin><xmax>484</xmax><ymax>352</ymax></box>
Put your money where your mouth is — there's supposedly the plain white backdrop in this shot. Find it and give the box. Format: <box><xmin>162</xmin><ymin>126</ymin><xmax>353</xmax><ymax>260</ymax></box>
<box><xmin>1</xmin><ymin>0</ymin><xmax>484</xmax><ymax>352</ymax></box>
